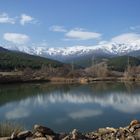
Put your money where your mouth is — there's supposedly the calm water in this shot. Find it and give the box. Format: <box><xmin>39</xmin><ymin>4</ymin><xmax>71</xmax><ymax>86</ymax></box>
<box><xmin>0</xmin><ymin>82</ymin><xmax>140</xmax><ymax>132</ymax></box>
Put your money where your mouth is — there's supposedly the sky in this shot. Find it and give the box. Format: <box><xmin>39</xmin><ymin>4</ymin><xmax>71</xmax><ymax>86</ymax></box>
<box><xmin>0</xmin><ymin>0</ymin><xmax>140</xmax><ymax>49</ymax></box>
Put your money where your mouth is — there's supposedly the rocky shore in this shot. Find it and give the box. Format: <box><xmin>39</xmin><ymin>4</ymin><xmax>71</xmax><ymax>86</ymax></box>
<box><xmin>1</xmin><ymin>120</ymin><xmax>140</xmax><ymax>140</ymax></box>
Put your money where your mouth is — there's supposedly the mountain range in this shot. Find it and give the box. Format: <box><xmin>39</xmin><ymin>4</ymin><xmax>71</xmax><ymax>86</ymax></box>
<box><xmin>5</xmin><ymin>42</ymin><xmax>140</xmax><ymax>58</ymax></box>
<box><xmin>4</xmin><ymin>42</ymin><xmax>140</xmax><ymax>66</ymax></box>
<box><xmin>0</xmin><ymin>43</ymin><xmax>140</xmax><ymax>72</ymax></box>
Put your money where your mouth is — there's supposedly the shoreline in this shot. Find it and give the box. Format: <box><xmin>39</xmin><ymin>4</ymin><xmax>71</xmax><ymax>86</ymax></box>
<box><xmin>1</xmin><ymin>120</ymin><xmax>140</xmax><ymax>140</ymax></box>
<box><xmin>0</xmin><ymin>75</ymin><xmax>140</xmax><ymax>84</ymax></box>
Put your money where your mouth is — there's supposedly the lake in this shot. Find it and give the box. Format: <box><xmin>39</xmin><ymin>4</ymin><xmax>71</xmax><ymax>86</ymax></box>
<box><xmin>0</xmin><ymin>82</ymin><xmax>140</xmax><ymax>132</ymax></box>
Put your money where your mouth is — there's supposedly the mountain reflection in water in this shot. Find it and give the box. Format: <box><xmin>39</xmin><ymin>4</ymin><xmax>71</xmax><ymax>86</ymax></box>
<box><xmin>0</xmin><ymin>82</ymin><xmax>140</xmax><ymax>132</ymax></box>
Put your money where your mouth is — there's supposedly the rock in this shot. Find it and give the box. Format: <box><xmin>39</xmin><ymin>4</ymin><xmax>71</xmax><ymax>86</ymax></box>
<box><xmin>123</xmin><ymin>127</ymin><xmax>131</xmax><ymax>134</ymax></box>
<box><xmin>134</xmin><ymin>128</ymin><xmax>140</xmax><ymax>139</ymax></box>
<box><xmin>17</xmin><ymin>130</ymin><xmax>32</xmax><ymax>138</ymax></box>
<box><xmin>58</xmin><ymin>133</ymin><xmax>68</xmax><ymax>139</ymax></box>
<box><xmin>46</xmin><ymin>135</ymin><xmax>54</xmax><ymax>140</ymax></box>
<box><xmin>134</xmin><ymin>124</ymin><xmax>140</xmax><ymax>130</ymax></box>
<box><xmin>106</xmin><ymin>127</ymin><xmax>117</xmax><ymax>133</ymax></box>
<box><xmin>88</xmin><ymin>132</ymin><xmax>100</xmax><ymax>138</ymax></box>
<box><xmin>62</xmin><ymin>135</ymin><xmax>70</xmax><ymax>140</ymax></box>
<box><xmin>85</xmin><ymin>132</ymin><xmax>98</xmax><ymax>139</ymax></box>
<box><xmin>5</xmin><ymin>120</ymin><xmax>140</xmax><ymax>140</ymax></box>
<box><xmin>32</xmin><ymin>138</ymin><xmax>47</xmax><ymax>140</ymax></box>
<box><xmin>129</xmin><ymin>123</ymin><xmax>140</xmax><ymax>133</ymax></box>
<box><xmin>34</xmin><ymin>125</ymin><xmax>55</xmax><ymax>135</ymax></box>
<box><xmin>98</xmin><ymin>128</ymin><xmax>112</xmax><ymax>135</ymax></box>
<box><xmin>130</xmin><ymin>120</ymin><xmax>140</xmax><ymax>127</ymax></box>
<box><xmin>34</xmin><ymin>131</ymin><xmax>45</xmax><ymax>137</ymax></box>
<box><xmin>126</xmin><ymin>135</ymin><xmax>135</xmax><ymax>140</ymax></box>
<box><xmin>70</xmin><ymin>129</ymin><xmax>88</xmax><ymax>139</ymax></box>
<box><xmin>26</xmin><ymin>137</ymin><xmax>33</xmax><ymax>140</ymax></box>
<box><xmin>10</xmin><ymin>131</ymin><xmax>17</xmax><ymax>139</ymax></box>
<box><xmin>71</xmin><ymin>129</ymin><xmax>78</xmax><ymax>139</ymax></box>
<box><xmin>129</xmin><ymin>127</ymin><xmax>135</xmax><ymax>133</ymax></box>
<box><xmin>115</xmin><ymin>130</ymin><xmax>122</xmax><ymax>139</ymax></box>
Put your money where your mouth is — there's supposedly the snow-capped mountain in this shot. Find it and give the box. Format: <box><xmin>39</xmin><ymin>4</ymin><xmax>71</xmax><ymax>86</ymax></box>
<box><xmin>3</xmin><ymin>42</ymin><xmax>140</xmax><ymax>62</ymax></box>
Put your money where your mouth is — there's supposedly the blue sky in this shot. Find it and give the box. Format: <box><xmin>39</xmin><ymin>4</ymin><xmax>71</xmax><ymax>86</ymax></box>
<box><xmin>0</xmin><ymin>0</ymin><xmax>140</xmax><ymax>48</ymax></box>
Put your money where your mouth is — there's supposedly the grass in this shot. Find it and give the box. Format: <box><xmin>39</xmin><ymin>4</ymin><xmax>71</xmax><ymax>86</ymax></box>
<box><xmin>0</xmin><ymin>71</ymin><xmax>23</xmax><ymax>76</ymax></box>
<box><xmin>0</xmin><ymin>121</ymin><xmax>24</xmax><ymax>137</ymax></box>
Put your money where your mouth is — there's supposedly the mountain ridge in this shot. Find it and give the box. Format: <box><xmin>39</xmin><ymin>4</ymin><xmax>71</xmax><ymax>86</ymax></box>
<box><xmin>4</xmin><ymin>42</ymin><xmax>140</xmax><ymax>58</ymax></box>
<box><xmin>2</xmin><ymin>43</ymin><xmax>140</xmax><ymax>68</ymax></box>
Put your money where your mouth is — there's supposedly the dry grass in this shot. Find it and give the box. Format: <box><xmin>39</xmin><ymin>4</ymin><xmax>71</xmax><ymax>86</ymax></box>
<box><xmin>0</xmin><ymin>121</ymin><xmax>24</xmax><ymax>137</ymax></box>
<box><xmin>0</xmin><ymin>71</ymin><xmax>23</xmax><ymax>76</ymax></box>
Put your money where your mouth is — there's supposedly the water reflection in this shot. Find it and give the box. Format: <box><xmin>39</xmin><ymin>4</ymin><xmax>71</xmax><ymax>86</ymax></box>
<box><xmin>5</xmin><ymin>107</ymin><xmax>30</xmax><ymax>119</ymax></box>
<box><xmin>3</xmin><ymin>89</ymin><xmax>140</xmax><ymax>120</ymax></box>
<box><xmin>69</xmin><ymin>109</ymin><xmax>103</xmax><ymax>119</ymax></box>
<box><xmin>0</xmin><ymin>82</ymin><xmax>140</xmax><ymax>131</ymax></box>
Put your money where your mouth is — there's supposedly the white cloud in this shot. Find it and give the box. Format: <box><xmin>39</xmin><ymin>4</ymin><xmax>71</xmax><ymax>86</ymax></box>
<box><xmin>66</xmin><ymin>28</ymin><xmax>101</xmax><ymax>40</ymax></box>
<box><xmin>98</xmin><ymin>41</ymin><xmax>108</xmax><ymax>45</ymax></box>
<box><xmin>50</xmin><ymin>25</ymin><xmax>67</xmax><ymax>32</ymax></box>
<box><xmin>3</xmin><ymin>33</ymin><xmax>30</xmax><ymax>44</ymax></box>
<box><xmin>0</xmin><ymin>13</ymin><xmax>15</xmax><ymax>24</ymax></box>
<box><xmin>20</xmin><ymin>14</ymin><xmax>35</xmax><ymax>25</ymax></box>
<box><xmin>111</xmin><ymin>33</ymin><xmax>140</xmax><ymax>45</ymax></box>
<box><xmin>0</xmin><ymin>13</ymin><xmax>37</xmax><ymax>25</ymax></box>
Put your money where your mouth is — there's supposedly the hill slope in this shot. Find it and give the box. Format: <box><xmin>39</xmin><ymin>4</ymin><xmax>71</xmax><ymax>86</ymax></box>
<box><xmin>68</xmin><ymin>55</ymin><xmax>110</xmax><ymax>68</ymax></box>
<box><xmin>0</xmin><ymin>47</ymin><xmax>63</xmax><ymax>71</ymax></box>
<box><xmin>67</xmin><ymin>55</ymin><xmax>140</xmax><ymax>72</ymax></box>
<box><xmin>0</xmin><ymin>46</ymin><xmax>10</xmax><ymax>52</ymax></box>
<box><xmin>107</xmin><ymin>56</ymin><xmax>140</xmax><ymax>72</ymax></box>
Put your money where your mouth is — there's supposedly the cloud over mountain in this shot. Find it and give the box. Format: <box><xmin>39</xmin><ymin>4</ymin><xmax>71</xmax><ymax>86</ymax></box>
<box><xmin>111</xmin><ymin>33</ymin><xmax>140</xmax><ymax>45</ymax></box>
<box><xmin>3</xmin><ymin>33</ymin><xmax>30</xmax><ymax>44</ymax></box>
<box><xmin>65</xmin><ymin>28</ymin><xmax>101</xmax><ymax>40</ymax></box>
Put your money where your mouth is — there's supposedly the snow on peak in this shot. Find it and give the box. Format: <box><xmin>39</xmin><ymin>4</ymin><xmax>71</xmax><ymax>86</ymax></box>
<box><xmin>3</xmin><ymin>42</ymin><xmax>140</xmax><ymax>57</ymax></box>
